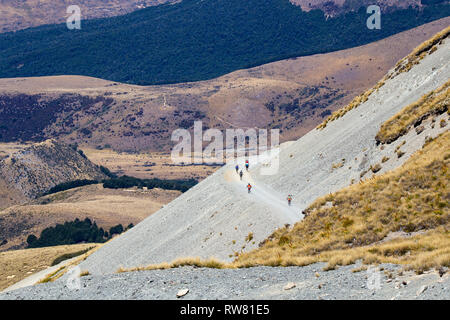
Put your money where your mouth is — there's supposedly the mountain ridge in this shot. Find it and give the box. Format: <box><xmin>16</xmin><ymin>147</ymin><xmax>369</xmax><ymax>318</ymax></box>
<box><xmin>1</xmin><ymin>17</ymin><xmax>448</xmax><ymax>152</ymax></box>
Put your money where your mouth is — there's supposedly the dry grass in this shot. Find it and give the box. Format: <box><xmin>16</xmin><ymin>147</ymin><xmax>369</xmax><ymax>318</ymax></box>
<box><xmin>117</xmin><ymin>257</ymin><xmax>228</xmax><ymax>273</ymax></box>
<box><xmin>234</xmin><ymin>131</ymin><xmax>449</xmax><ymax>272</ymax></box>
<box><xmin>387</xmin><ymin>26</ymin><xmax>450</xmax><ymax>79</ymax></box>
<box><xmin>0</xmin><ymin>244</ymin><xmax>98</xmax><ymax>290</ymax></box>
<box><xmin>376</xmin><ymin>80</ymin><xmax>449</xmax><ymax>144</ymax></box>
<box><xmin>317</xmin><ymin>25</ymin><xmax>450</xmax><ymax>130</ymax></box>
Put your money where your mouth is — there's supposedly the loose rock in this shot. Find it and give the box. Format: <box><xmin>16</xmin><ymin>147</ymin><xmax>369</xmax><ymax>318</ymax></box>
<box><xmin>177</xmin><ymin>289</ymin><xmax>189</xmax><ymax>298</ymax></box>
<box><xmin>283</xmin><ymin>282</ymin><xmax>296</xmax><ymax>290</ymax></box>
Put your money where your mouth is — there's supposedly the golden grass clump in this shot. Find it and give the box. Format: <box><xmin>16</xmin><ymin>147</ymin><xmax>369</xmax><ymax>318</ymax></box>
<box><xmin>117</xmin><ymin>257</ymin><xmax>228</xmax><ymax>273</ymax></box>
<box><xmin>317</xmin><ymin>26</ymin><xmax>449</xmax><ymax>130</ymax></box>
<box><xmin>376</xmin><ymin>80</ymin><xmax>449</xmax><ymax>144</ymax></box>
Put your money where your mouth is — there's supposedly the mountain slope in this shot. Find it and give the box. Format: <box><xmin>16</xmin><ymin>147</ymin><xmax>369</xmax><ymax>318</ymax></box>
<box><xmin>76</xmin><ymin>27</ymin><xmax>450</xmax><ymax>275</ymax></box>
<box><xmin>1</xmin><ymin>17</ymin><xmax>448</xmax><ymax>152</ymax></box>
<box><xmin>0</xmin><ymin>0</ymin><xmax>449</xmax><ymax>85</ymax></box>
<box><xmin>0</xmin><ymin>1</ymin><xmax>444</xmax><ymax>33</ymax></box>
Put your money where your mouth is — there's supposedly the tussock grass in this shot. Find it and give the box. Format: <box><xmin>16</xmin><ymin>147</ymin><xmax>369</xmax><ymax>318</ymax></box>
<box><xmin>80</xmin><ymin>270</ymin><xmax>90</xmax><ymax>277</ymax></box>
<box><xmin>51</xmin><ymin>247</ymin><xmax>95</xmax><ymax>266</ymax></box>
<box><xmin>117</xmin><ymin>257</ymin><xmax>228</xmax><ymax>273</ymax></box>
<box><xmin>376</xmin><ymin>81</ymin><xmax>449</xmax><ymax>144</ymax></box>
<box><xmin>234</xmin><ymin>131</ymin><xmax>449</xmax><ymax>272</ymax></box>
<box><xmin>38</xmin><ymin>266</ymin><xmax>65</xmax><ymax>284</ymax></box>
<box><xmin>388</xmin><ymin>26</ymin><xmax>450</xmax><ymax>79</ymax></box>
<box><xmin>317</xmin><ymin>26</ymin><xmax>450</xmax><ymax>130</ymax></box>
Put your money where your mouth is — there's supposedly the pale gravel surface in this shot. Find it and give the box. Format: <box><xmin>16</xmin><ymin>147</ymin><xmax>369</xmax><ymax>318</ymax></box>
<box><xmin>75</xmin><ymin>37</ymin><xmax>450</xmax><ymax>276</ymax></box>
<box><xmin>1</xmin><ymin>263</ymin><xmax>448</xmax><ymax>300</ymax></box>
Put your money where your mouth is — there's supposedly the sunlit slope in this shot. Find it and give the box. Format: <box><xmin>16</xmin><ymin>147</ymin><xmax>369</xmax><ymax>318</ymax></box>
<box><xmin>77</xmin><ymin>30</ymin><xmax>449</xmax><ymax>275</ymax></box>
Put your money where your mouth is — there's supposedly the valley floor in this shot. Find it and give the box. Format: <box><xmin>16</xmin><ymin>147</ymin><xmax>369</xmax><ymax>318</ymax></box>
<box><xmin>1</xmin><ymin>263</ymin><xmax>448</xmax><ymax>300</ymax></box>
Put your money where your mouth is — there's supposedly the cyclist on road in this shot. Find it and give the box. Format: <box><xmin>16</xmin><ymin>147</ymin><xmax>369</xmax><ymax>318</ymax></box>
<box><xmin>287</xmin><ymin>195</ymin><xmax>292</xmax><ymax>206</ymax></box>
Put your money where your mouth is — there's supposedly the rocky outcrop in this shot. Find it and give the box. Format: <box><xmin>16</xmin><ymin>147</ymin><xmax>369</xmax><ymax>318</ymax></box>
<box><xmin>0</xmin><ymin>140</ymin><xmax>106</xmax><ymax>208</ymax></box>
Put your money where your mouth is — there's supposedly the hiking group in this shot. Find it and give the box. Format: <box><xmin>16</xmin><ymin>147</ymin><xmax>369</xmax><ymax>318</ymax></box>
<box><xmin>236</xmin><ymin>161</ymin><xmax>252</xmax><ymax>192</ymax></box>
<box><xmin>234</xmin><ymin>161</ymin><xmax>298</xmax><ymax>215</ymax></box>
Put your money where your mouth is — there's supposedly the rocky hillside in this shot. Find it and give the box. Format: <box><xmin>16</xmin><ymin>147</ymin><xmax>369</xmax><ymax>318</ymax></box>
<box><xmin>0</xmin><ymin>140</ymin><xmax>106</xmax><ymax>209</ymax></box>
<box><xmin>0</xmin><ymin>18</ymin><xmax>448</xmax><ymax>152</ymax></box>
<box><xmin>74</xmin><ymin>26</ymin><xmax>449</xmax><ymax>275</ymax></box>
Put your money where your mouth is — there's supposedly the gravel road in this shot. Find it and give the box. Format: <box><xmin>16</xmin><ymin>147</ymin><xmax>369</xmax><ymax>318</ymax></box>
<box><xmin>1</xmin><ymin>263</ymin><xmax>448</xmax><ymax>300</ymax></box>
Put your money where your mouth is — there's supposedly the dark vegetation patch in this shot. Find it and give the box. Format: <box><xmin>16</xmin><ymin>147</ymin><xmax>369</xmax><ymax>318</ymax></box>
<box><xmin>42</xmin><ymin>172</ymin><xmax>198</xmax><ymax>197</ymax></box>
<box><xmin>43</xmin><ymin>179</ymin><xmax>98</xmax><ymax>196</ymax></box>
<box><xmin>0</xmin><ymin>94</ymin><xmax>113</xmax><ymax>142</ymax></box>
<box><xmin>26</xmin><ymin>218</ymin><xmax>133</xmax><ymax>248</ymax></box>
<box><xmin>102</xmin><ymin>175</ymin><xmax>198</xmax><ymax>192</ymax></box>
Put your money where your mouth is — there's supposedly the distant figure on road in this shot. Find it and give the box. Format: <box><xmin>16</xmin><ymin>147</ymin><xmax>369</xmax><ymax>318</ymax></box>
<box><xmin>245</xmin><ymin>160</ymin><xmax>249</xmax><ymax>171</ymax></box>
<box><xmin>235</xmin><ymin>164</ymin><xmax>239</xmax><ymax>173</ymax></box>
<box><xmin>239</xmin><ymin>170</ymin><xmax>243</xmax><ymax>180</ymax></box>
<box><xmin>247</xmin><ymin>183</ymin><xmax>252</xmax><ymax>193</ymax></box>
<box><xmin>287</xmin><ymin>195</ymin><xmax>292</xmax><ymax>206</ymax></box>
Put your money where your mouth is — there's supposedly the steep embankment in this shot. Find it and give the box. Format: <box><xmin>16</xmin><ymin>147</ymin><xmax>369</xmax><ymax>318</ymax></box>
<box><xmin>76</xmin><ymin>28</ymin><xmax>450</xmax><ymax>275</ymax></box>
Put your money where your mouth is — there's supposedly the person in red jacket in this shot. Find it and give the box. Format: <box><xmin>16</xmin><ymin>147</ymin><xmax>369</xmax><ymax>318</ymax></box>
<box><xmin>287</xmin><ymin>195</ymin><xmax>292</xmax><ymax>206</ymax></box>
<box><xmin>247</xmin><ymin>183</ymin><xmax>252</xmax><ymax>193</ymax></box>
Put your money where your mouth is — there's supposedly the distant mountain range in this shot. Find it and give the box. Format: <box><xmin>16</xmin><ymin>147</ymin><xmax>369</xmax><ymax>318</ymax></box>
<box><xmin>0</xmin><ymin>0</ymin><xmax>449</xmax><ymax>85</ymax></box>
<box><xmin>1</xmin><ymin>1</ymin><xmax>447</xmax><ymax>33</ymax></box>
<box><xmin>1</xmin><ymin>18</ymin><xmax>448</xmax><ymax>152</ymax></box>
<box><xmin>0</xmin><ymin>0</ymin><xmax>178</xmax><ymax>33</ymax></box>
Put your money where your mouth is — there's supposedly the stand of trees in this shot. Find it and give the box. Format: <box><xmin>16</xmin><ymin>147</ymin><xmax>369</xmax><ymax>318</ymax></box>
<box><xmin>42</xmin><ymin>174</ymin><xmax>197</xmax><ymax>196</ymax></box>
<box><xmin>26</xmin><ymin>218</ymin><xmax>133</xmax><ymax>248</ymax></box>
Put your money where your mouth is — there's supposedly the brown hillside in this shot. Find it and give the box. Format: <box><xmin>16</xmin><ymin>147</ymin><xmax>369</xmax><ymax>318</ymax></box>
<box><xmin>0</xmin><ymin>17</ymin><xmax>448</xmax><ymax>152</ymax></box>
